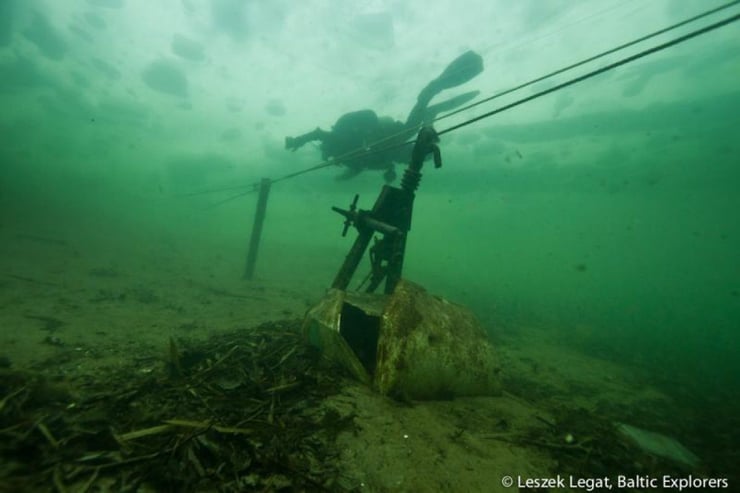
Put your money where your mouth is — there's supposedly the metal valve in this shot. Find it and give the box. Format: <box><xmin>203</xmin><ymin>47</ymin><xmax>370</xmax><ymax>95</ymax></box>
<box><xmin>331</xmin><ymin>194</ymin><xmax>360</xmax><ymax>237</ymax></box>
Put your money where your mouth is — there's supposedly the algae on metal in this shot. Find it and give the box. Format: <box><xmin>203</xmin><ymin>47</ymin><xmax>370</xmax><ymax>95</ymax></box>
<box><xmin>303</xmin><ymin>279</ymin><xmax>501</xmax><ymax>400</ymax></box>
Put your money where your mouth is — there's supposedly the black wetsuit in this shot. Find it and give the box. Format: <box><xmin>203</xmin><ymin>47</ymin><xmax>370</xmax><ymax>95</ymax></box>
<box><xmin>285</xmin><ymin>50</ymin><xmax>483</xmax><ymax>182</ymax></box>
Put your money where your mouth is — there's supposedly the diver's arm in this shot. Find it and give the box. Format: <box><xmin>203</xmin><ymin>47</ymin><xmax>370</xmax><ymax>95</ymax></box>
<box><xmin>285</xmin><ymin>127</ymin><xmax>331</xmax><ymax>151</ymax></box>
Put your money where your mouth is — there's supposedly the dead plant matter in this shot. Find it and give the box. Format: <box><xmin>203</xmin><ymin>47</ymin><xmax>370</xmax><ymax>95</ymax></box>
<box><xmin>0</xmin><ymin>319</ymin><xmax>355</xmax><ymax>492</ymax></box>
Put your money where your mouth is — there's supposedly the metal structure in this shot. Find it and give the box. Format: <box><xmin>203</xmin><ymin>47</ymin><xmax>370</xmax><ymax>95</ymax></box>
<box><xmin>330</xmin><ymin>127</ymin><xmax>442</xmax><ymax>294</ymax></box>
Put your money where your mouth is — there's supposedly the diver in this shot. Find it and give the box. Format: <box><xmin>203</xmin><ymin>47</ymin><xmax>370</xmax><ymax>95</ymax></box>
<box><xmin>285</xmin><ymin>50</ymin><xmax>484</xmax><ymax>182</ymax></box>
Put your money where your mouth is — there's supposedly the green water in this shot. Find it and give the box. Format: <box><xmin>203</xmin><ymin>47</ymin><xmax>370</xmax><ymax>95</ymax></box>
<box><xmin>1</xmin><ymin>0</ymin><xmax>739</xmax><ymax>478</ymax></box>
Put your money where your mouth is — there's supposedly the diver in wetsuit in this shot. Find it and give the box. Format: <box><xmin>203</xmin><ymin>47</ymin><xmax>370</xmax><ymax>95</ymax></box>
<box><xmin>285</xmin><ymin>50</ymin><xmax>484</xmax><ymax>182</ymax></box>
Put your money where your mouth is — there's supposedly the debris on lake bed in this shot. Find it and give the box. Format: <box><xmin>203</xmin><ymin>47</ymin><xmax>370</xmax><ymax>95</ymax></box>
<box><xmin>0</xmin><ymin>320</ymin><xmax>354</xmax><ymax>492</ymax></box>
<box><xmin>0</xmin><ymin>318</ymin><xmax>720</xmax><ymax>491</ymax></box>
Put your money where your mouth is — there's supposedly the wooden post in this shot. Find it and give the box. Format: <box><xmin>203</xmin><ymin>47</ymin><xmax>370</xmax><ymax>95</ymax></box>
<box><xmin>244</xmin><ymin>178</ymin><xmax>272</xmax><ymax>279</ymax></box>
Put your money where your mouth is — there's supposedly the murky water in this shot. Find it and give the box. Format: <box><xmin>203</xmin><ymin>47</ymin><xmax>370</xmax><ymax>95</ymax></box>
<box><xmin>1</xmin><ymin>0</ymin><xmax>738</xmax><ymax>488</ymax></box>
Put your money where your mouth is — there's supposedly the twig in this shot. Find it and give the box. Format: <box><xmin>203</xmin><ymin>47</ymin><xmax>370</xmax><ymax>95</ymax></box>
<box><xmin>0</xmin><ymin>386</ymin><xmax>27</xmax><ymax>412</ymax></box>
<box><xmin>194</xmin><ymin>345</ymin><xmax>240</xmax><ymax>379</ymax></box>
<box><xmin>266</xmin><ymin>381</ymin><xmax>300</xmax><ymax>393</ymax></box>
<box><xmin>80</xmin><ymin>467</ymin><xmax>100</xmax><ymax>493</ymax></box>
<box><xmin>52</xmin><ymin>464</ymin><xmax>68</xmax><ymax>493</ymax></box>
<box><xmin>117</xmin><ymin>424</ymin><xmax>175</xmax><ymax>441</ymax></box>
<box><xmin>164</xmin><ymin>418</ymin><xmax>257</xmax><ymax>435</ymax></box>
<box><xmin>38</xmin><ymin>422</ymin><xmax>60</xmax><ymax>448</ymax></box>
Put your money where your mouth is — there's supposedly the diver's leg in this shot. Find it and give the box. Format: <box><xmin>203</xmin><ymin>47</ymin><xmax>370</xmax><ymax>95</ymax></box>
<box><xmin>335</xmin><ymin>166</ymin><xmax>364</xmax><ymax>180</ymax></box>
<box><xmin>424</xmin><ymin>90</ymin><xmax>480</xmax><ymax>120</ymax></box>
<box><xmin>404</xmin><ymin>50</ymin><xmax>483</xmax><ymax>127</ymax></box>
<box><xmin>383</xmin><ymin>164</ymin><xmax>397</xmax><ymax>183</ymax></box>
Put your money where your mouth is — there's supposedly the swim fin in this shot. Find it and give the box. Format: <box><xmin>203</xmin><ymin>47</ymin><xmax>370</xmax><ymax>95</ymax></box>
<box><xmin>425</xmin><ymin>90</ymin><xmax>480</xmax><ymax>120</ymax></box>
<box><xmin>429</xmin><ymin>50</ymin><xmax>483</xmax><ymax>92</ymax></box>
<box><xmin>405</xmin><ymin>51</ymin><xmax>484</xmax><ymax>128</ymax></box>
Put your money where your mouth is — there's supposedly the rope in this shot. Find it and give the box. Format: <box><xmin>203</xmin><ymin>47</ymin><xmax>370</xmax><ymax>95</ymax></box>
<box><xmin>435</xmin><ymin>0</ymin><xmax>740</xmax><ymax>126</ymax></box>
<box><xmin>439</xmin><ymin>11</ymin><xmax>740</xmax><ymax>136</ymax></box>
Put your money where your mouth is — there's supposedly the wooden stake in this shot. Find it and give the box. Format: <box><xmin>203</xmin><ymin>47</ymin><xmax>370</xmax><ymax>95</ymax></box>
<box><xmin>244</xmin><ymin>178</ymin><xmax>272</xmax><ymax>279</ymax></box>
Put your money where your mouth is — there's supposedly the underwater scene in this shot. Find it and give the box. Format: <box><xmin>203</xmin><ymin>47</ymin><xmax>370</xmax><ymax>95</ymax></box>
<box><xmin>1</xmin><ymin>0</ymin><xmax>739</xmax><ymax>491</ymax></box>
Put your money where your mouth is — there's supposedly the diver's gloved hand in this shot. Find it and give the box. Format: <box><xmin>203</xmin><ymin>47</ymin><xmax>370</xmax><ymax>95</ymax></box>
<box><xmin>285</xmin><ymin>136</ymin><xmax>299</xmax><ymax>151</ymax></box>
